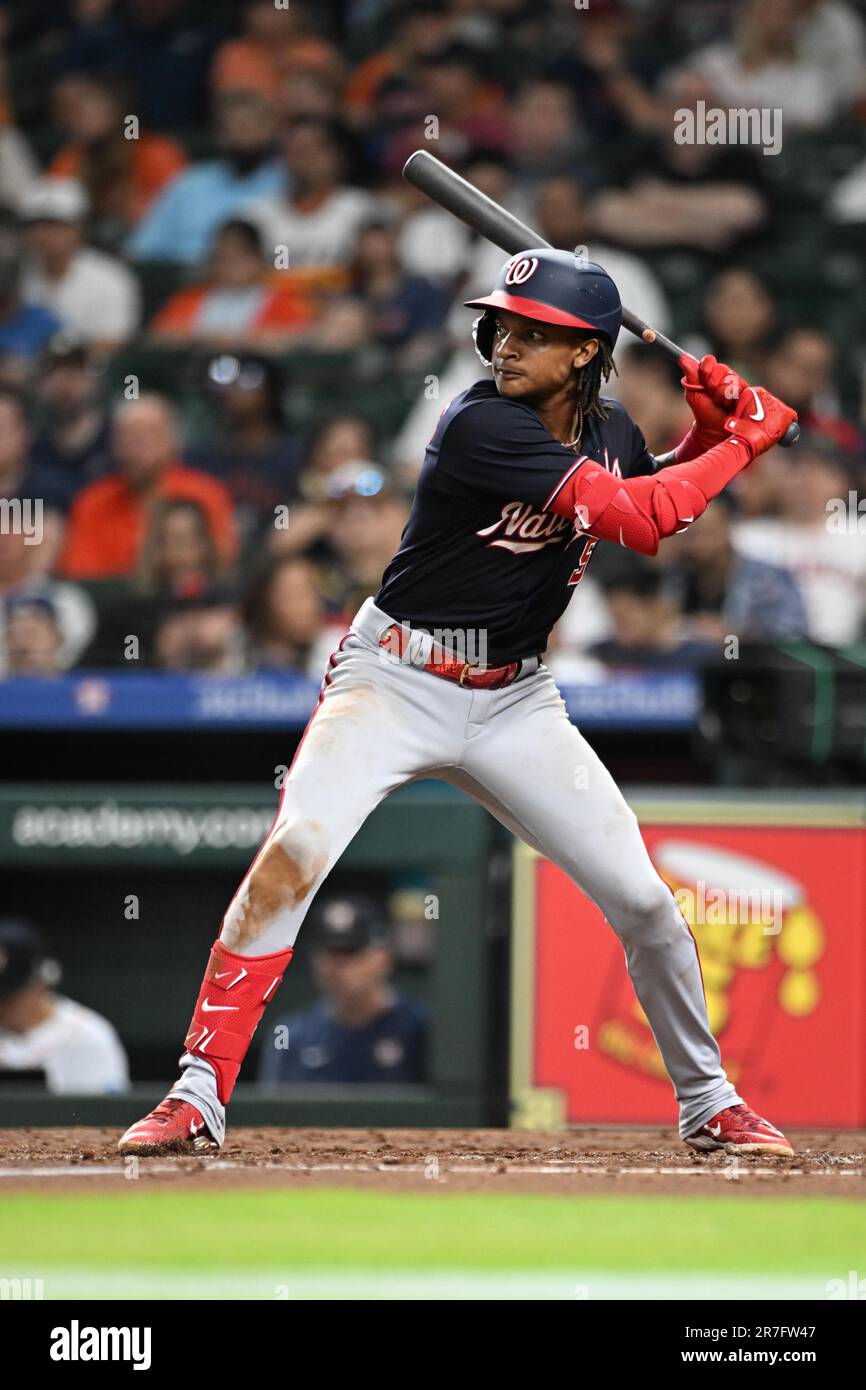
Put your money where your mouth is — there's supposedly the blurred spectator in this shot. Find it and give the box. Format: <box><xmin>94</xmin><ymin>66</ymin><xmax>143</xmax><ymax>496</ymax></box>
<box><xmin>148</xmin><ymin>218</ymin><xmax>317</xmax><ymax>348</ymax></box>
<box><xmin>48</xmin><ymin>73</ymin><xmax>186</xmax><ymax>241</ymax></box>
<box><xmin>729</xmin><ymin>444</ymin><xmax>790</xmax><ymax>519</ymax></box>
<box><xmin>392</xmin><ymin>174</ymin><xmax>474</xmax><ymax>288</ymax></box>
<box><xmin>613</xmin><ymin>344</ymin><xmax>692</xmax><ymax>452</ymax></box>
<box><xmin>153</xmin><ymin>582</ymin><xmax>243</xmax><ymax>673</ymax></box>
<box><xmin>269</xmin><ymin>412</ymin><xmax>380</xmax><ymax>559</ymax></box>
<box><xmin>0</xmin><ymin>919</ymin><xmax>128</xmax><ymax>1094</ymax></box>
<box><xmin>344</xmin><ymin>216</ymin><xmax>449</xmax><ymax>358</ymax></box>
<box><xmin>532</xmin><ymin>174</ymin><xmax>671</xmax><ymax>345</ymax></box>
<box><xmin>679</xmin><ymin>0</ymin><xmax>866</xmax><ymax>132</ymax></box>
<box><xmin>279</xmin><ymin>66</ymin><xmax>344</xmax><ymax>124</ymax></box>
<box><xmin>701</xmin><ymin>268</ymin><xmax>776</xmax><ymax>379</ymax></box>
<box><xmin>447</xmin><ymin>147</ymin><xmax>534</xmax><ymax>294</ymax></box>
<box><xmin>0</xmin><ymin>527</ymin><xmax>96</xmax><ymax>674</ymax></box>
<box><xmin>80</xmin><ymin>496</ymin><xmax>224</xmax><ymax>669</ymax></box>
<box><xmin>0</xmin><ymin>385</ymin><xmax>72</xmax><ymax>518</ymax></box>
<box><xmin>60</xmin><ymin>395</ymin><xmax>237</xmax><ymax>580</ymax></box>
<box><xmin>0</xmin><ymin>230</ymin><xmax>62</xmax><ymax>375</ymax></box>
<box><xmin>588</xmin><ymin>562</ymin><xmax>709</xmax><ymax>668</ymax></box>
<box><xmin>382</xmin><ymin>40</ymin><xmax>512</xmax><ymax>177</ymax></box>
<box><xmin>0</xmin><ymin>46</ymin><xmax>39</xmax><ymax>214</ymax></box>
<box><xmin>20</xmin><ymin>179</ymin><xmax>140</xmax><ymax>352</ymax></box>
<box><xmin>188</xmin><ymin>353</ymin><xmax>303</xmax><ymax>545</ymax></box>
<box><xmin>29</xmin><ymin>335</ymin><xmax>112</xmax><ymax>496</ymax></box>
<box><xmin>304</xmin><ymin>295</ymin><xmax>374</xmax><ymax>351</ymax></box>
<box><xmin>343</xmin><ymin>1</ymin><xmax>455</xmax><ymax>130</ymax></box>
<box><xmin>243</xmin><ymin>555</ymin><xmax>338</xmax><ymax>675</ymax></box>
<box><xmin>128</xmin><ymin>90</ymin><xmax>284</xmax><ymax>265</ymax></box>
<box><xmin>543</xmin><ymin>0</ymin><xmax>664</xmax><ymax>141</ymax></box>
<box><xmin>762</xmin><ymin>328</ymin><xmax>863</xmax><ymax>459</ymax></box>
<box><xmin>508</xmin><ymin>79</ymin><xmax>593</xmax><ymax>200</ymax></box>
<box><xmin>137</xmin><ymin>497</ymin><xmax>221</xmax><ymax>597</ymax></box>
<box><xmin>1</xmin><ymin>594</ymin><xmax>66</xmax><ymax>677</ymax></box>
<box><xmin>316</xmin><ymin>462</ymin><xmax>409</xmax><ymax>619</ymax></box>
<box><xmin>246</xmin><ymin>116</ymin><xmax>376</xmax><ymax>272</ymax></box>
<box><xmin>798</xmin><ymin>0</ymin><xmax>866</xmax><ymax>111</ymax></box>
<box><xmin>259</xmin><ymin>894</ymin><xmax>428</xmax><ymax>1085</ymax></box>
<box><xmin>61</xmin><ymin>0</ymin><xmax>218</xmax><ymax>132</ymax></box>
<box><xmin>663</xmin><ymin>502</ymin><xmax>808</xmax><ymax>644</ymax></box>
<box><xmin>301</xmin><ymin>412</ymin><xmax>378</xmax><ymax>493</ymax></box>
<box><xmin>211</xmin><ymin>0</ymin><xmax>343</xmax><ymax>104</ymax></box>
<box><xmin>592</xmin><ymin>72</ymin><xmax>768</xmax><ymax>253</ymax></box>
<box><xmin>733</xmin><ymin>436</ymin><xmax>866</xmax><ymax>646</ymax></box>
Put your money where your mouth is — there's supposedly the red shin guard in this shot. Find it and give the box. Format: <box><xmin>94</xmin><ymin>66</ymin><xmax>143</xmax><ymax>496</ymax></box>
<box><xmin>182</xmin><ymin>938</ymin><xmax>294</xmax><ymax>1103</ymax></box>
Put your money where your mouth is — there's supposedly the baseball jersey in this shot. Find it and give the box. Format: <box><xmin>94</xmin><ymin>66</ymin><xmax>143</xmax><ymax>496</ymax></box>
<box><xmin>376</xmin><ymin>378</ymin><xmax>656</xmax><ymax>663</ymax></box>
<box><xmin>0</xmin><ymin>995</ymin><xmax>129</xmax><ymax>1094</ymax></box>
<box><xmin>259</xmin><ymin>997</ymin><xmax>428</xmax><ymax>1084</ymax></box>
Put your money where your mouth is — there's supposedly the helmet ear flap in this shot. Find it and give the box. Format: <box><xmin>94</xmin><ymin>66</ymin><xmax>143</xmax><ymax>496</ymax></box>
<box><xmin>471</xmin><ymin>310</ymin><xmax>496</xmax><ymax>366</ymax></box>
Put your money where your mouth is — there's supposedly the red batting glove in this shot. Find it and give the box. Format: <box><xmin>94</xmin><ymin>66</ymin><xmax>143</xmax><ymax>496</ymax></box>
<box><xmin>722</xmin><ymin>384</ymin><xmax>797</xmax><ymax>461</ymax></box>
<box><xmin>681</xmin><ymin>354</ymin><xmax>750</xmax><ymax>448</ymax></box>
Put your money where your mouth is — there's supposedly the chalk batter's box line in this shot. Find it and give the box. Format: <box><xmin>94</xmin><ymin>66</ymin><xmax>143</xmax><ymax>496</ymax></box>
<box><xmin>0</xmin><ymin>1162</ymin><xmax>862</xmax><ymax>1180</ymax></box>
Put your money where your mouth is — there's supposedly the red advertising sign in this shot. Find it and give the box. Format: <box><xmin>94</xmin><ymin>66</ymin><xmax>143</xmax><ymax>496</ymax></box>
<box><xmin>510</xmin><ymin>801</ymin><xmax>866</xmax><ymax>1129</ymax></box>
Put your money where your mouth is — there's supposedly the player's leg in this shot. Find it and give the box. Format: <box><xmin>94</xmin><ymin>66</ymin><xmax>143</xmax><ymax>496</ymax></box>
<box><xmin>456</xmin><ymin>671</ymin><xmax>747</xmax><ymax>1142</ymax></box>
<box><xmin>119</xmin><ymin>630</ymin><xmax>454</xmax><ymax>1153</ymax></box>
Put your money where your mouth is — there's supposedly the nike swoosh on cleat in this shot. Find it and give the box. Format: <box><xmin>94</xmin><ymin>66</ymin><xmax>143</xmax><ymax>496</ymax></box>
<box><xmin>708</xmin><ymin>1122</ymin><xmax>722</xmax><ymax>1136</ymax></box>
<box><xmin>201</xmin><ymin>998</ymin><xmax>239</xmax><ymax>1012</ymax></box>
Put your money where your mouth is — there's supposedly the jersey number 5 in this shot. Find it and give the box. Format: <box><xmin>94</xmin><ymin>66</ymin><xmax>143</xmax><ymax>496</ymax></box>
<box><xmin>568</xmin><ymin>536</ymin><xmax>597</xmax><ymax>587</ymax></box>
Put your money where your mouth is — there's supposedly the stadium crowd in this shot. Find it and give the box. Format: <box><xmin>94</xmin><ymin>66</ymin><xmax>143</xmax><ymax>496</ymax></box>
<box><xmin>0</xmin><ymin>0</ymin><xmax>865</xmax><ymax>682</ymax></box>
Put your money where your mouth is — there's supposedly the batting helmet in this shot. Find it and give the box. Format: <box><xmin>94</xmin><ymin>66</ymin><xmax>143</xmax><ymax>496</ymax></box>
<box><xmin>464</xmin><ymin>248</ymin><xmax>622</xmax><ymax>365</ymax></box>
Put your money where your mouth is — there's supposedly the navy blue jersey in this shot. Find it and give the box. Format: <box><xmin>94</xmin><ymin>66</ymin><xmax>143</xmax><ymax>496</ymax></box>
<box><xmin>376</xmin><ymin>378</ymin><xmax>655</xmax><ymax>663</ymax></box>
<box><xmin>258</xmin><ymin>996</ymin><xmax>428</xmax><ymax>1085</ymax></box>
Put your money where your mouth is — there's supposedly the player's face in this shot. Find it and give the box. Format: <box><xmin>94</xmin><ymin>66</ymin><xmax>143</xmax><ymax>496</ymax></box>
<box><xmin>490</xmin><ymin>310</ymin><xmax>598</xmax><ymax>402</ymax></box>
<box><xmin>313</xmin><ymin>946</ymin><xmax>390</xmax><ymax>1006</ymax></box>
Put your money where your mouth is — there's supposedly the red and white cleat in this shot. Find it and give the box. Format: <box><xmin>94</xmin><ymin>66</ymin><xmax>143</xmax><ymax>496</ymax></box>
<box><xmin>117</xmin><ymin>1098</ymin><xmax>218</xmax><ymax>1156</ymax></box>
<box><xmin>685</xmin><ymin>1103</ymin><xmax>793</xmax><ymax>1157</ymax></box>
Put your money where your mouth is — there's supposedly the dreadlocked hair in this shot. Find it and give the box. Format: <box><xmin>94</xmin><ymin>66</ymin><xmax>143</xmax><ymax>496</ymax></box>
<box><xmin>566</xmin><ymin>334</ymin><xmax>617</xmax><ymax>447</ymax></box>
<box><xmin>575</xmin><ymin>334</ymin><xmax>617</xmax><ymax>422</ymax></box>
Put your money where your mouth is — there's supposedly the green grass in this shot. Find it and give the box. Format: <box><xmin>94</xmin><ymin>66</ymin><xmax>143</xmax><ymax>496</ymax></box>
<box><xmin>2</xmin><ymin>1190</ymin><xmax>864</xmax><ymax>1274</ymax></box>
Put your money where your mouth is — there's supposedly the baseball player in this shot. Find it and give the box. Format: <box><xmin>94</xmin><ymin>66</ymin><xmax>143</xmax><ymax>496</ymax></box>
<box><xmin>120</xmin><ymin>250</ymin><xmax>796</xmax><ymax>1158</ymax></box>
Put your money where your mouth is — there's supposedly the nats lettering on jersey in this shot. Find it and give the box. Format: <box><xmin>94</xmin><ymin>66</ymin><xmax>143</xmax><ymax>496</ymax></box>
<box><xmin>476</xmin><ymin>500</ymin><xmax>573</xmax><ymax>552</ymax></box>
<box><xmin>478</xmin><ymin>446</ymin><xmax>625</xmax><ymax>555</ymax></box>
<box><xmin>376</xmin><ymin>378</ymin><xmax>654</xmax><ymax>663</ymax></box>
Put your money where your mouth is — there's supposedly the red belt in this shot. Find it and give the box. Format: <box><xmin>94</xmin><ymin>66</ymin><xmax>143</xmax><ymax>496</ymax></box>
<box><xmin>378</xmin><ymin>623</ymin><xmax>522</xmax><ymax>690</ymax></box>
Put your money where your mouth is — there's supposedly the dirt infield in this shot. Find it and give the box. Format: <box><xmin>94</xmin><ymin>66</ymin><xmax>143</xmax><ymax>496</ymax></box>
<box><xmin>1</xmin><ymin>1127</ymin><xmax>865</xmax><ymax>1198</ymax></box>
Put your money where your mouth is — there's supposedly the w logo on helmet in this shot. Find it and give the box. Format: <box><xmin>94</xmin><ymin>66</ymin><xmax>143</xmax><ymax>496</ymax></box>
<box><xmin>504</xmin><ymin>256</ymin><xmax>539</xmax><ymax>286</ymax></box>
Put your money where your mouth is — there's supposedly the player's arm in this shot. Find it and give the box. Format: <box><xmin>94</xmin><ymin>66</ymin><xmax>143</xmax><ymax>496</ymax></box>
<box><xmin>545</xmin><ymin>382</ymin><xmax>795</xmax><ymax>557</ymax></box>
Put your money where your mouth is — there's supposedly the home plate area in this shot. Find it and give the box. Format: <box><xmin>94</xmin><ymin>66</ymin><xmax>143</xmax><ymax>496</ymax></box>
<box><xmin>1</xmin><ymin>1126</ymin><xmax>864</xmax><ymax>1196</ymax></box>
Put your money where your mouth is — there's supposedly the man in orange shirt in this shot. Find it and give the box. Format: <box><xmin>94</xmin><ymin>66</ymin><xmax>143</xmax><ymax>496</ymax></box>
<box><xmin>60</xmin><ymin>395</ymin><xmax>238</xmax><ymax>580</ymax></box>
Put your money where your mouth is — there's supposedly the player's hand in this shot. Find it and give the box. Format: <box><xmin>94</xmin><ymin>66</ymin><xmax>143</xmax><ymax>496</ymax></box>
<box><xmin>722</xmin><ymin>384</ymin><xmax>797</xmax><ymax>461</ymax></box>
<box><xmin>681</xmin><ymin>354</ymin><xmax>749</xmax><ymax>447</ymax></box>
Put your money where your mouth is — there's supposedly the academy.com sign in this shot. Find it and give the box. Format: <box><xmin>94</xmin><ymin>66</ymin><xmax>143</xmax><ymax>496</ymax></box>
<box><xmin>12</xmin><ymin>800</ymin><xmax>274</xmax><ymax>856</ymax></box>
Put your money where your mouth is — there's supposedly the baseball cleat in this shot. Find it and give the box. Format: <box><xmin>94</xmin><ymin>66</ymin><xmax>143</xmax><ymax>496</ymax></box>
<box><xmin>117</xmin><ymin>1098</ymin><xmax>218</xmax><ymax>1156</ymax></box>
<box><xmin>685</xmin><ymin>1102</ymin><xmax>793</xmax><ymax>1157</ymax></box>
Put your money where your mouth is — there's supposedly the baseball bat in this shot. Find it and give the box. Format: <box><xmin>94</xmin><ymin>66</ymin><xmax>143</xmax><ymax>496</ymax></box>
<box><xmin>402</xmin><ymin>149</ymin><xmax>799</xmax><ymax>448</ymax></box>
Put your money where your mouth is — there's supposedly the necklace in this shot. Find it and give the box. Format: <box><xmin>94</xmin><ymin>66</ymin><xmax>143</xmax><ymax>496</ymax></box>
<box><xmin>564</xmin><ymin>401</ymin><xmax>584</xmax><ymax>449</ymax></box>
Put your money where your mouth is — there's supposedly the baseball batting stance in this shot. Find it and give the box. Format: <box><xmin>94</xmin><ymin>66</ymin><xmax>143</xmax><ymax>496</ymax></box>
<box><xmin>120</xmin><ymin>250</ymin><xmax>796</xmax><ymax>1159</ymax></box>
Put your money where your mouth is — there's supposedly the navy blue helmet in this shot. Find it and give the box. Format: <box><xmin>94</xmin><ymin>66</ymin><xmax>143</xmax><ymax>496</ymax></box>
<box><xmin>465</xmin><ymin>248</ymin><xmax>622</xmax><ymax>364</ymax></box>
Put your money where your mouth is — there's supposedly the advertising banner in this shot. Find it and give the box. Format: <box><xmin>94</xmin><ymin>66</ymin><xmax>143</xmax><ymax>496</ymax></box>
<box><xmin>510</xmin><ymin>797</ymin><xmax>866</xmax><ymax>1129</ymax></box>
